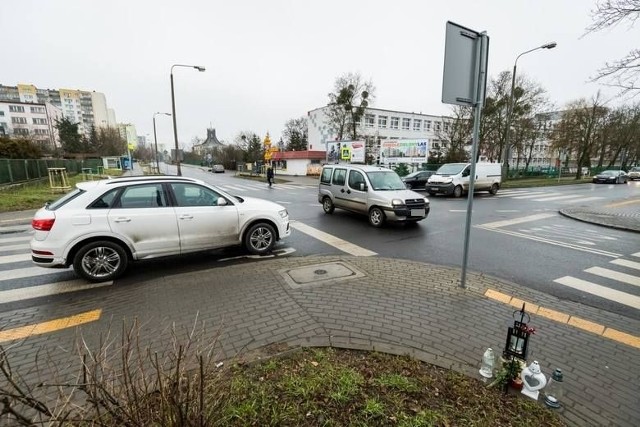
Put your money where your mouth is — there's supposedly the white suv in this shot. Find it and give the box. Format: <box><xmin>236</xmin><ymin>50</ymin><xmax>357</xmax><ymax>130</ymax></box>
<box><xmin>31</xmin><ymin>176</ymin><xmax>290</xmax><ymax>282</ymax></box>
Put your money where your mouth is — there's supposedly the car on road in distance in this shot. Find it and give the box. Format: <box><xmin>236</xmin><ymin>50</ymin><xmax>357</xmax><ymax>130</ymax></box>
<box><xmin>628</xmin><ymin>166</ymin><xmax>640</xmax><ymax>181</ymax></box>
<box><xmin>402</xmin><ymin>170</ymin><xmax>434</xmax><ymax>189</ymax></box>
<box><xmin>30</xmin><ymin>176</ymin><xmax>290</xmax><ymax>282</ymax></box>
<box><xmin>592</xmin><ymin>170</ymin><xmax>628</xmax><ymax>184</ymax></box>
<box><xmin>319</xmin><ymin>164</ymin><xmax>429</xmax><ymax>228</ymax></box>
<box><xmin>212</xmin><ymin>164</ymin><xmax>225</xmax><ymax>173</ymax></box>
<box><xmin>427</xmin><ymin>162</ymin><xmax>502</xmax><ymax>197</ymax></box>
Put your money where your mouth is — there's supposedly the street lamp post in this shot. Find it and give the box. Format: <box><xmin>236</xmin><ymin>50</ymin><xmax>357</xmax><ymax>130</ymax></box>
<box><xmin>170</xmin><ymin>64</ymin><xmax>205</xmax><ymax>176</ymax></box>
<box><xmin>153</xmin><ymin>112</ymin><xmax>171</xmax><ymax>174</ymax></box>
<box><xmin>503</xmin><ymin>42</ymin><xmax>556</xmax><ymax>179</ymax></box>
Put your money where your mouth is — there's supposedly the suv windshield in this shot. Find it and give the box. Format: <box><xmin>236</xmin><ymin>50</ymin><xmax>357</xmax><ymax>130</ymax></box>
<box><xmin>366</xmin><ymin>171</ymin><xmax>406</xmax><ymax>191</ymax></box>
<box><xmin>435</xmin><ymin>163</ymin><xmax>466</xmax><ymax>176</ymax></box>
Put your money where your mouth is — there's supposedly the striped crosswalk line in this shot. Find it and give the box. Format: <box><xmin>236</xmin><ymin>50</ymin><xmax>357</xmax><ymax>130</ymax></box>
<box><xmin>532</xmin><ymin>194</ymin><xmax>585</xmax><ymax>202</ymax></box>
<box><xmin>0</xmin><ymin>279</ymin><xmax>113</xmax><ymax>304</ymax></box>
<box><xmin>1</xmin><ymin>266</ymin><xmax>65</xmax><ymax>281</ymax></box>
<box><xmin>512</xmin><ymin>192</ymin><xmax>559</xmax><ymax>199</ymax></box>
<box><xmin>0</xmin><ymin>243</ymin><xmax>30</xmax><ymax>252</ymax></box>
<box><xmin>553</xmin><ymin>276</ymin><xmax>640</xmax><ymax>310</ymax></box>
<box><xmin>0</xmin><ymin>253</ymin><xmax>31</xmax><ymax>264</ymax></box>
<box><xmin>585</xmin><ymin>266</ymin><xmax>640</xmax><ymax>287</ymax></box>
<box><xmin>557</xmin><ymin>196</ymin><xmax>604</xmax><ymax>204</ymax></box>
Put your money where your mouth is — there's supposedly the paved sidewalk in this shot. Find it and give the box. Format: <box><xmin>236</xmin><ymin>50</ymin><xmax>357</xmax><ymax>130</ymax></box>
<box><xmin>1</xmin><ymin>168</ymin><xmax>639</xmax><ymax>426</ymax></box>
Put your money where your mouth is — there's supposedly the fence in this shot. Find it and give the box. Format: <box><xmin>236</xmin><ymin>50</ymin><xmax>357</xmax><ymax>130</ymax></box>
<box><xmin>0</xmin><ymin>158</ymin><xmax>104</xmax><ymax>185</ymax></box>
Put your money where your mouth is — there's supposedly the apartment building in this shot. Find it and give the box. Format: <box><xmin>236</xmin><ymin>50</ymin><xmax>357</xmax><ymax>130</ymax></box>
<box><xmin>307</xmin><ymin>105</ymin><xmax>454</xmax><ymax>163</ymax></box>
<box><xmin>0</xmin><ymin>83</ymin><xmax>116</xmax><ymax>136</ymax></box>
<box><xmin>0</xmin><ymin>100</ymin><xmax>63</xmax><ymax>151</ymax></box>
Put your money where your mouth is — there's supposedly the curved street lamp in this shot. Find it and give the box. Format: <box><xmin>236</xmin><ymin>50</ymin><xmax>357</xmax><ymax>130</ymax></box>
<box><xmin>503</xmin><ymin>42</ymin><xmax>557</xmax><ymax>179</ymax></box>
<box><xmin>153</xmin><ymin>112</ymin><xmax>171</xmax><ymax>174</ymax></box>
<box><xmin>170</xmin><ymin>64</ymin><xmax>206</xmax><ymax>176</ymax></box>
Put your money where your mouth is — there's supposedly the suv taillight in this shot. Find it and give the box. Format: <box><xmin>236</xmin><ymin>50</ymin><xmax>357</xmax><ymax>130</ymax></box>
<box><xmin>32</xmin><ymin>218</ymin><xmax>55</xmax><ymax>231</ymax></box>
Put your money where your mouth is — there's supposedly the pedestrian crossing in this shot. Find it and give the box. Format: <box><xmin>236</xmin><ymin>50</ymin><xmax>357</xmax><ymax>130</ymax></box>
<box><xmin>214</xmin><ymin>182</ymin><xmax>317</xmax><ymax>193</ymax></box>
<box><xmin>553</xmin><ymin>252</ymin><xmax>640</xmax><ymax>310</ymax></box>
<box><xmin>0</xmin><ymin>227</ymin><xmax>112</xmax><ymax>305</ymax></box>
<box><xmin>495</xmin><ymin>189</ymin><xmax>605</xmax><ymax>204</ymax></box>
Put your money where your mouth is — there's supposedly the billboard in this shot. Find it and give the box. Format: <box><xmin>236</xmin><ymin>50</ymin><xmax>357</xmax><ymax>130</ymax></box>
<box><xmin>326</xmin><ymin>140</ymin><xmax>365</xmax><ymax>163</ymax></box>
<box><xmin>380</xmin><ymin>139</ymin><xmax>429</xmax><ymax>164</ymax></box>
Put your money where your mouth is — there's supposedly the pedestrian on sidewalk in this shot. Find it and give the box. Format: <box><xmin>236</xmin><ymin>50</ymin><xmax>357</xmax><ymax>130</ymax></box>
<box><xmin>267</xmin><ymin>165</ymin><xmax>274</xmax><ymax>187</ymax></box>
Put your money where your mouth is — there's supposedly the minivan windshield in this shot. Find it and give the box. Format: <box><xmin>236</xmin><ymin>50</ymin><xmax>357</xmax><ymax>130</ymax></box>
<box><xmin>435</xmin><ymin>163</ymin><xmax>466</xmax><ymax>176</ymax></box>
<box><xmin>366</xmin><ymin>171</ymin><xmax>406</xmax><ymax>191</ymax></box>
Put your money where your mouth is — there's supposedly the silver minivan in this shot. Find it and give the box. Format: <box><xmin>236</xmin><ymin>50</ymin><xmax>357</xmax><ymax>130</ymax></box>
<box><xmin>318</xmin><ymin>164</ymin><xmax>430</xmax><ymax>227</ymax></box>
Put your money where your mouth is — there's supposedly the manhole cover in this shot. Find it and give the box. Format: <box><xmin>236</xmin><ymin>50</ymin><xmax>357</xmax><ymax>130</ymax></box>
<box><xmin>280</xmin><ymin>262</ymin><xmax>366</xmax><ymax>289</ymax></box>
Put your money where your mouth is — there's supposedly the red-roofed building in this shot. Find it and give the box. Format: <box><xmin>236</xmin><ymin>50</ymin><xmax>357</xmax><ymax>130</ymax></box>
<box><xmin>271</xmin><ymin>150</ymin><xmax>326</xmax><ymax>176</ymax></box>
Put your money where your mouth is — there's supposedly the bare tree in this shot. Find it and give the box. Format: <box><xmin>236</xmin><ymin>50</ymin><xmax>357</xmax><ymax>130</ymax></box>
<box><xmin>282</xmin><ymin>117</ymin><xmax>308</xmax><ymax>151</ymax></box>
<box><xmin>585</xmin><ymin>0</ymin><xmax>640</xmax><ymax>97</ymax></box>
<box><xmin>326</xmin><ymin>72</ymin><xmax>375</xmax><ymax>140</ymax></box>
<box><xmin>435</xmin><ymin>106</ymin><xmax>472</xmax><ymax>162</ymax></box>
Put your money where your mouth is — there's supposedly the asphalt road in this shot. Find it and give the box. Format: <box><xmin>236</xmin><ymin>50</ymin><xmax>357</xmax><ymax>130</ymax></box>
<box><xmin>1</xmin><ymin>164</ymin><xmax>638</xmax><ymax>322</ymax></box>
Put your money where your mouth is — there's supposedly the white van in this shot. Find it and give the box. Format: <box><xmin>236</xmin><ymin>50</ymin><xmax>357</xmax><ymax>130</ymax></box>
<box><xmin>426</xmin><ymin>162</ymin><xmax>502</xmax><ymax>197</ymax></box>
<box><xmin>318</xmin><ymin>164</ymin><xmax>430</xmax><ymax>227</ymax></box>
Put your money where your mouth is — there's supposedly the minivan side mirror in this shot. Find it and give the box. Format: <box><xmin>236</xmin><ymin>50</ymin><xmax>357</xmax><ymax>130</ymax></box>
<box><xmin>462</xmin><ymin>169</ymin><xmax>470</xmax><ymax>177</ymax></box>
<box><xmin>359</xmin><ymin>182</ymin><xmax>367</xmax><ymax>192</ymax></box>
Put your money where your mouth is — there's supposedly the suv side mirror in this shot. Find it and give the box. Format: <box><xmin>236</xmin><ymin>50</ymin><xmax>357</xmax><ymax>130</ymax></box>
<box><xmin>217</xmin><ymin>198</ymin><xmax>228</xmax><ymax>206</ymax></box>
<box><xmin>359</xmin><ymin>182</ymin><xmax>367</xmax><ymax>192</ymax></box>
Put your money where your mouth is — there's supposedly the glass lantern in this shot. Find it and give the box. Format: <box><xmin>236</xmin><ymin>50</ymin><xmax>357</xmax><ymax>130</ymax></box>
<box><xmin>544</xmin><ymin>368</ymin><xmax>564</xmax><ymax>408</ymax></box>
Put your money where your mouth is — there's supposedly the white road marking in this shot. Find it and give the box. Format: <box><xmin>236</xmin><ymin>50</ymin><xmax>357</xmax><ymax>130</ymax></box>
<box><xmin>632</xmin><ymin>252</ymin><xmax>640</xmax><ymax>258</ymax></box>
<box><xmin>449</xmin><ymin>210</ymin><xmax>468</xmax><ymax>213</ymax></box>
<box><xmin>611</xmin><ymin>259</ymin><xmax>640</xmax><ymax>271</ymax></box>
<box><xmin>477</xmin><ymin>213</ymin><xmax>556</xmax><ymax>229</ymax></box>
<box><xmin>291</xmin><ymin>222</ymin><xmax>377</xmax><ymax>256</ymax></box>
<box><xmin>0</xmin><ymin>235</ymin><xmax>32</xmax><ymax>243</ymax></box>
<box><xmin>495</xmin><ymin>210</ymin><xmax>520</xmax><ymax>213</ymax></box>
<box><xmin>0</xmin><ymin>279</ymin><xmax>112</xmax><ymax>304</ymax></box>
<box><xmin>513</xmin><ymin>192</ymin><xmax>561</xmax><ymax>199</ymax></box>
<box><xmin>553</xmin><ymin>276</ymin><xmax>640</xmax><ymax>309</ymax></box>
<box><xmin>557</xmin><ymin>196</ymin><xmax>604</xmax><ymax>204</ymax></box>
<box><xmin>222</xmin><ymin>185</ymin><xmax>248</xmax><ymax>192</ymax></box>
<box><xmin>532</xmin><ymin>194</ymin><xmax>584</xmax><ymax>202</ymax></box>
<box><xmin>275</xmin><ymin>201</ymin><xmax>291</xmax><ymax>204</ymax></box>
<box><xmin>0</xmin><ymin>243</ymin><xmax>30</xmax><ymax>252</ymax></box>
<box><xmin>585</xmin><ymin>266</ymin><xmax>640</xmax><ymax>287</ymax></box>
<box><xmin>0</xmin><ymin>266</ymin><xmax>65</xmax><ymax>280</ymax></box>
<box><xmin>0</xmin><ymin>253</ymin><xmax>31</xmax><ymax>264</ymax></box>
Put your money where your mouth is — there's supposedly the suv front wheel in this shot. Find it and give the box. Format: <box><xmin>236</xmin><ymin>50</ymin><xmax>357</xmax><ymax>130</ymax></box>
<box><xmin>369</xmin><ymin>207</ymin><xmax>386</xmax><ymax>228</ymax></box>
<box><xmin>73</xmin><ymin>240</ymin><xmax>128</xmax><ymax>282</ymax></box>
<box><xmin>244</xmin><ymin>223</ymin><xmax>276</xmax><ymax>255</ymax></box>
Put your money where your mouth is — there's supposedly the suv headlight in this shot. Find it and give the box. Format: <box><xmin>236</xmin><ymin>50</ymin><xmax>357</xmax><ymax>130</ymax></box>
<box><xmin>278</xmin><ymin>209</ymin><xmax>288</xmax><ymax>219</ymax></box>
<box><xmin>391</xmin><ymin>199</ymin><xmax>404</xmax><ymax>206</ymax></box>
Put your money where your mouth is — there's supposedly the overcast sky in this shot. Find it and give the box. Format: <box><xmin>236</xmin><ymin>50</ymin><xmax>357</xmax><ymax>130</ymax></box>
<box><xmin>1</xmin><ymin>0</ymin><xmax>637</xmax><ymax>149</ymax></box>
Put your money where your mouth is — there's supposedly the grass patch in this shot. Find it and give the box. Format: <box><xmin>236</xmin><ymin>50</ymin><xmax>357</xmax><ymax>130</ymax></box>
<box><xmin>214</xmin><ymin>348</ymin><xmax>566</xmax><ymax>426</ymax></box>
<box><xmin>0</xmin><ymin>169</ymin><xmax>123</xmax><ymax>212</ymax></box>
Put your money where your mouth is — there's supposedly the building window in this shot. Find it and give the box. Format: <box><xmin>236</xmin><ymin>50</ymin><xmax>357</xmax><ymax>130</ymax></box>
<box><xmin>30</xmin><ymin>106</ymin><xmax>45</xmax><ymax>114</ymax></box>
<box><xmin>425</xmin><ymin>120</ymin><xmax>432</xmax><ymax>131</ymax></box>
<box><xmin>14</xmin><ymin>128</ymin><xmax>29</xmax><ymax>135</ymax></box>
<box><xmin>378</xmin><ymin>115</ymin><xmax>387</xmax><ymax>128</ymax></box>
<box><xmin>32</xmin><ymin>118</ymin><xmax>48</xmax><ymax>125</ymax></box>
<box><xmin>435</xmin><ymin>122</ymin><xmax>441</xmax><ymax>131</ymax></box>
<box><xmin>12</xmin><ymin>117</ymin><xmax>28</xmax><ymax>124</ymax></box>
<box><xmin>9</xmin><ymin>105</ymin><xmax>25</xmax><ymax>113</ymax></box>
<box><xmin>402</xmin><ymin>118</ymin><xmax>410</xmax><ymax>130</ymax></box>
<box><xmin>0</xmin><ymin>111</ymin><xmax>4</xmax><ymax>116</ymax></box>
<box><xmin>365</xmin><ymin>114</ymin><xmax>375</xmax><ymax>128</ymax></box>
<box><xmin>390</xmin><ymin>117</ymin><xmax>399</xmax><ymax>129</ymax></box>
<box><xmin>444</xmin><ymin>123</ymin><xmax>450</xmax><ymax>132</ymax></box>
<box><xmin>413</xmin><ymin>119</ymin><xmax>422</xmax><ymax>131</ymax></box>
<box><xmin>34</xmin><ymin>129</ymin><xmax>49</xmax><ymax>135</ymax></box>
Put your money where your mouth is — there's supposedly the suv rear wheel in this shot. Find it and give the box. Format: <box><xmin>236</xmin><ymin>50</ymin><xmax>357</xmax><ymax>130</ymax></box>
<box><xmin>244</xmin><ymin>223</ymin><xmax>276</xmax><ymax>255</ymax></box>
<box><xmin>73</xmin><ymin>241</ymin><xmax>128</xmax><ymax>282</ymax></box>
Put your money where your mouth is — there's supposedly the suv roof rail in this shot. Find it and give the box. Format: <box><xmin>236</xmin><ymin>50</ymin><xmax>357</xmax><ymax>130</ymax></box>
<box><xmin>104</xmin><ymin>176</ymin><xmax>198</xmax><ymax>185</ymax></box>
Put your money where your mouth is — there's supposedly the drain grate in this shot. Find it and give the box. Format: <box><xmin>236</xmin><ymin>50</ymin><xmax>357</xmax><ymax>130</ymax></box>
<box><xmin>279</xmin><ymin>261</ymin><xmax>366</xmax><ymax>289</ymax></box>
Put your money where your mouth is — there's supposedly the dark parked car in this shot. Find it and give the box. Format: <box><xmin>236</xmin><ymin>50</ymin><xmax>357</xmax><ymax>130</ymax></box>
<box><xmin>592</xmin><ymin>170</ymin><xmax>628</xmax><ymax>184</ymax></box>
<box><xmin>402</xmin><ymin>170</ymin><xmax>434</xmax><ymax>189</ymax></box>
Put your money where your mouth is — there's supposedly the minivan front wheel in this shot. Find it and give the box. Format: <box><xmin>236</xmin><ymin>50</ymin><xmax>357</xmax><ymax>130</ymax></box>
<box><xmin>322</xmin><ymin>197</ymin><xmax>335</xmax><ymax>214</ymax></box>
<box><xmin>73</xmin><ymin>241</ymin><xmax>128</xmax><ymax>282</ymax></box>
<box><xmin>244</xmin><ymin>223</ymin><xmax>276</xmax><ymax>255</ymax></box>
<box><xmin>453</xmin><ymin>185</ymin><xmax>463</xmax><ymax>198</ymax></box>
<box><xmin>369</xmin><ymin>207</ymin><xmax>385</xmax><ymax>228</ymax></box>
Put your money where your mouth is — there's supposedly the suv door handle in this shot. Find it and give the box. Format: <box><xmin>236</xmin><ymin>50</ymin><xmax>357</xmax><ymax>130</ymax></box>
<box><xmin>113</xmin><ymin>217</ymin><xmax>131</xmax><ymax>223</ymax></box>
<box><xmin>346</xmin><ymin>189</ymin><xmax>351</xmax><ymax>194</ymax></box>
<box><xmin>340</xmin><ymin>188</ymin><xmax>345</xmax><ymax>193</ymax></box>
<box><xmin>179</xmin><ymin>214</ymin><xmax>194</xmax><ymax>220</ymax></box>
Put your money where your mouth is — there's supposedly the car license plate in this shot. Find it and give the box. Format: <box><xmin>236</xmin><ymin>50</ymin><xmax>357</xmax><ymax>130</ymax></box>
<box><xmin>411</xmin><ymin>209</ymin><xmax>425</xmax><ymax>217</ymax></box>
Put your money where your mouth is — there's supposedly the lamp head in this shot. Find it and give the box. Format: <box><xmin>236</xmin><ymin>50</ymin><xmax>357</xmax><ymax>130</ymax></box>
<box><xmin>542</xmin><ymin>42</ymin><xmax>557</xmax><ymax>49</ymax></box>
<box><xmin>194</xmin><ymin>66</ymin><xmax>206</xmax><ymax>72</ymax></box>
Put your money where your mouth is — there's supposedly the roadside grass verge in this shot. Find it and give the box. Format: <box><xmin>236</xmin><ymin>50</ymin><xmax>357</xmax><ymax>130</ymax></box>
<box><xmin>0</xmin><ymin>169</ymin><xmax>123</xmax><ymax>212</ymax></box>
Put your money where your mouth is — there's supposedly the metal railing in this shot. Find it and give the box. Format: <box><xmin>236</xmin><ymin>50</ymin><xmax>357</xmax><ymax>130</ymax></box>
<box><xmin>0</xmin><ymin>158</ymin><xmax>104</xmax><ymax>185</ymax></box>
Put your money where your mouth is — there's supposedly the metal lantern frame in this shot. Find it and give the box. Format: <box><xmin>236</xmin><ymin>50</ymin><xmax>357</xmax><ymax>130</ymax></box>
<box><xmin>503</xmin><ymin>304</ymin><xmax>532</xmax><ymax>360</ymax></box>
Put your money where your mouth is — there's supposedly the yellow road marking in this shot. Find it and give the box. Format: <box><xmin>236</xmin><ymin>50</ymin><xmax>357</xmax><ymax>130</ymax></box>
<box><xmin>484</xmin><ymin>289</ymin><xmax>640</xmax><ymax>349</ymax></box>
<box><xmin>604</xmin><ymin>199</ymin><xmax>640</xmax><ymax>208</ymax></box>
<box><xmin>0</xmin><ymin>309</ymin><xmax>101</xmax><ymax>343</ymax></box>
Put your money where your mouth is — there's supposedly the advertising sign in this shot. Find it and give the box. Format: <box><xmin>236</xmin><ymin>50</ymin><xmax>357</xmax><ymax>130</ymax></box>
<box><xmin>380</xmin><ymin>139</ymin><xmax>429</xmax><ymax>164</ymax></box>
<box><xmin>326</xmin><ymin>140</ymin><xmax>365</xmax><ymax>163</ymax></box>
